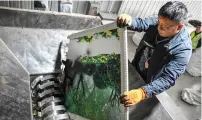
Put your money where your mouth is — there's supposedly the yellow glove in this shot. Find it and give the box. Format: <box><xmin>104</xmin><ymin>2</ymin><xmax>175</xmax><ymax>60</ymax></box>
<box><xmin>117</xmin><ymin>14</ymin><xmax>132</xmax><ymax>28</ymax></box>
<box><xmin>120</xmin><ymin>88</ymin><xmax>146</xmax><ymax>107</ymax></box>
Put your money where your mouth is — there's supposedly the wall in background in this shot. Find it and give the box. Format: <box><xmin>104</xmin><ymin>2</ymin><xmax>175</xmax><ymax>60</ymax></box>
<box><xmin>118</xmin><ymin>0</ymin><xmax>201</xmax><ymax>21</ymax></box>
<box><xmin>0</xmin><ymin>1</ymin><xmax>34</xmax><ymax>9</ymax></box>
<box><xmin>0</xmin><ymin>1</ymin><xmax>121</xmax><ymax>14</ymax></box>
<box><xmin>0</xmin><ymin>1</ymin><xmax>201</xmax><ymax>21</ymax></box>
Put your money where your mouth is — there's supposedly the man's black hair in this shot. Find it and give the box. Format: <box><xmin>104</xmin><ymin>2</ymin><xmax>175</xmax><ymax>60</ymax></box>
<box><xmin>158</xmin><ymin>1</ymin><xmax>188</xmax><ymax>22</ymax></box>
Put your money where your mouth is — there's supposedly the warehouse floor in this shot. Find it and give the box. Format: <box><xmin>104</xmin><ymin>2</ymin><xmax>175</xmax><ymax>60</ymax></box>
<box><xmin>127</xmin><ymin>35</ymin><xmax>201</xmax><ymax>120</ymax></box>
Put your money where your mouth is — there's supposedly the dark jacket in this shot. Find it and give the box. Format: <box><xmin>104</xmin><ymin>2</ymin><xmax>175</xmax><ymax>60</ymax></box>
<box><xmin>130</xmin><ymin>16</ymin><xmax>192</xmax><ymax>98</ymax></box>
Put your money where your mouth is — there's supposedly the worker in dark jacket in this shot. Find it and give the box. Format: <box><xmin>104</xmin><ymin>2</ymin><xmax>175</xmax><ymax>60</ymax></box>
<box><xmin>117</xmin><ymin>1</ymin><xmax>192</xmax><ymax>107</ymax></box>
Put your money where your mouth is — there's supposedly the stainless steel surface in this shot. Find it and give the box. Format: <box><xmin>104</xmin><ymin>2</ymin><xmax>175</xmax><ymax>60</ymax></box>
<box><xmin>38</xmin><ymin>105</ymin><xmax>66</xmax><ymax>117</ymax></box>
<box><xmin>31</xmin><ymin>75</ymin><xmax>56</xmax><ymax>89</ymax></box>
<box><xmin>31</xmin><ymin>76</ymin><xmax>43</xmax><ymax>89</ymax></box>
<box><xmin>55</xmin><ymin>114</ymin><xmax>69</xmax><ymax>120</ymax></box>
<box><xmin>38</xmin><ymin>89</ymin><xmax>62</xmax><ymax>98</ymax></box>
<box><xmin>0</xmin><ymin>6</ymin><xmax>102</xmax><ymax>120</ymax></box>
<box><xmin>38</xmin><ymin>96</ymin><xmax>54</xmax><ymax>107</ymax></box>
<box><xmin>120</xmin><ymin>27</ymin><xmax>129</xmax><ymax>120</ymax></box>
<box><xmin>38</xmin><ymin>97</ymin><xmax>62</xmax><ymax>107</ymax></box>
<box><xmin>41</xmin><ymin>75</ymin><xmax>56</xmax><ymax>82</ymax></box>
<box><xmin>0</xmin><ymin>39</ymin><xmax>32</xmax><ymax>120</ymax></box>
<box><xmin>44</xmin><ymin>113</ymin><xmax>69</xmax><ymax>120</ymax></box>
<box><xmin>31</xmin><ymin>74</ymin><xmax>68</xmax><ymax>120</ymax></box>
<box><xmin>38</xmin><ymin>81</ymin><xmax>55</xmax><ymax>89</ymax></box>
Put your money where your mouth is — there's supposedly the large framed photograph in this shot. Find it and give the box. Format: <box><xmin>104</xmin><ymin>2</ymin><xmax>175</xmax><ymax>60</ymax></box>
<box><xmin>64</xmin><ymin>22</ymin><xmax>128</xmax><ymax>120</ymax></box>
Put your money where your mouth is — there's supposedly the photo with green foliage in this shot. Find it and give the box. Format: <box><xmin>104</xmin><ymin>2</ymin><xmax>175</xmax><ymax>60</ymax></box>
<box><xmin>65</xmin><ymin>53</ymin><xmax>121</xmax><ymax>120</ymax></box>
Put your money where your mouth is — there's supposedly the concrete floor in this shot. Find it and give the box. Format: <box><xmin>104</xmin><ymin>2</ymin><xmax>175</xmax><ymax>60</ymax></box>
<box><xmin>166</xmin><ymin>72</ymin><xmax>201</xmax><ymax>120</ymax></box>
<box><xmin>127</xmin><ymin>35</ymin><xmax>201</xmax><ymax>120</ymax></box>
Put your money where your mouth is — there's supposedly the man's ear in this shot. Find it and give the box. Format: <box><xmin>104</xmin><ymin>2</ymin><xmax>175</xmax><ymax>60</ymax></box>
<box><xmin>177</xmin><ymin>24</ymin><xmax>184</xmax><ymax>30</ymax></box>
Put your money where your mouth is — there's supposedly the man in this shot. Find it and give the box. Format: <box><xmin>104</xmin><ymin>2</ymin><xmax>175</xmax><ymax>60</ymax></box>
<box><xmin>189</xmin><ymin>20</ymin><xmax>201</xmax><ymax>52</ymax></box>
<box><xmin>117</xmin><ymin>1</ymin><xmax>192</xmax><ymax>107</ymax></box>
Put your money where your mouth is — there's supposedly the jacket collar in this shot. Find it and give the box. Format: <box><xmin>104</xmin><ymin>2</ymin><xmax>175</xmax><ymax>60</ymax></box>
<box><xmin>168</xmin><ymin>26</ymin><xmax>189</xmax><ymax>49</ymax></box>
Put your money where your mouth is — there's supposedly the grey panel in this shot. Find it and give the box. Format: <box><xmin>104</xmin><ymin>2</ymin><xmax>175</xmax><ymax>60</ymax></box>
<box><xmin>77</xmin><ymin>1</ymin><xmax>88</xmax><ymax>14</ymax></box>
<box><xmin>0</xmin><ymin>7</ymin><xmax>101</xmax><ymax>74</ymax></box>
<box><xmin>0</xmin><ymin>39</ymin><xmax>31</xmax><ymax>120</ymax></box>
<box><xmin>49</xmin><ymin>1</ymin><xmax>59</xmax><ymax>12</ymax></box>
<box><xmin>31</xmin><ymin>1</ymin><xmax>34</xmax><ymax>10</ymax></box>
<box><xmin>21</xmin><ymin>1</ymin><xmax>32</xmax><ymax>9</ymax></box>
<box><xmin>0</xmin><ymin>27</ymin><xmax>73</xmax><ymax>74</ymax></box>
<box><xmin>72</xmin><ymin>1</ymin><xmax>79</xmax><ymax>13</ymax></box>
<box><xmin>9</xmin><ymin>1</ymin><xmax>21</xmax><ymax>8</ymax></box>
<box><xmin>0</xmin><ymin>1</ymin><xmax>9</xmax><ymax>7</ymax></box>
<box><xmin>0</xmin><ymin>7</ymin><xmax>102</xmax><ymax>30</ymax></box>
<box><xmin>99</xmin><ymin>1</ymin><xmax>121</xmax><ymax>13</ymax></box>
<box><xmin>111</xmin><ymin>1</ymin><xmax>122</xmax><ymax>14</ymax></box>
<box><xmin>100</xmin><ymin>1</ymin><xmax>109</xmax><ymax>12</ymax></box>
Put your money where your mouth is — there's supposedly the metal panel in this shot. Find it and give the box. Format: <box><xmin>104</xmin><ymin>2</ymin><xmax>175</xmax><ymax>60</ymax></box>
<box><xmin>0</xmin><ymin>1</ymin><xmax>33</xmax><ymax>10</ymax></box>
<box><xmin>100</xmin><ymin>1</ymin><xmax>108</xmax><ymax>12</ymax></box>
<box><xmin>0</xmin><ymin>1</ymin><xmax>121</xmax><ymax>15</ymax></box>
<box><xmin>131</xmin><ymin>1</ymin><xmax>142</xmax><ymax>17</ymax></box>
<box><xmin>0</xmin><ymin>1</ymin><xmax>9</xmax><ymax>7</ymax></box>
<box><xmin>76</xmin><ymin>1</ymin><xmax>88</xmax><ymax>14</ymax></box>
<box><xmin>72</xmin><ymin>0</ymin><xmax>79</xmax><ymax>13</ymax></box>
<box><xmin>0</xmin><ymin>39</ymin><xmax>32</xmax><ymax>120</ymax></box>
<box><xmin>21</xmin><ymin>1</ymin><xmax>32</xmax><ymax>9</ymax></box>
<box><xmin>140</xmin><ymin>0</ymin><xmax>151</xmax><ymax>18</ymax></box>
<box><xmin>100</xmin><ymin>1</ymin><xmax>122</xmax><ymax>14</ymax></box>
<box><xmin>111</xmin><ymin>1</ymin><xmax>122</xmax><ymax>14</ymax></box>
<box><xmin>118</xmin><ymin>0</ymin><xmax>128</xmax><ymax>14</ymax></box>
<box><xmin>49</xmin><ymin>1</ymin><xmax>58</xmax><ymax>12</ymax></box>
<box><xmin>144</xmin><ymin>0</ymin><xmax>157</xmax><ymax>17</ymax></box>
<box><xmin>124</xmin><ymin>1</ymin><xmax>133</xmax><ymax>14</ymax></box>
<box><xmin>9</xmin><ymin>1</ymin><xmax>21</xmax><ymax>8</ymax></box>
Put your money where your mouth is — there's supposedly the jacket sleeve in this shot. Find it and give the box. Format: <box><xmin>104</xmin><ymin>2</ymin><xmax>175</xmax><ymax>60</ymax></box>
<box><xmin>130</xmin><ymin>16</ymin><xmax>158</xmax><ymax>32</ymax></box>
<box><xmin>141</xmin><ymin>43</ymin><xmax>192</xmax><ymax>98</ymax></box>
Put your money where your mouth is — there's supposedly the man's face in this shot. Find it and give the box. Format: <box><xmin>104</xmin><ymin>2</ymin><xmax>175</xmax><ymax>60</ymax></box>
<box><xmin>157</xmin><ymin>16</ymin><xmax>183</xmax><ymax>37</ymax></box>
<box><xmin>196</xmin><ymin>26</ymin><xmax>201</xmax><ymax>33</ymax></box>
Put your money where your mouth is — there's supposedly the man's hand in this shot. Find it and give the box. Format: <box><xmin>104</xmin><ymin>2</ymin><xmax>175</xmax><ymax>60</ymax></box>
<box><xmin>117</xmin><ymin>14</ymin><xmax>132</xmax><ymax>28</ymax></box>
<box><xmin>120</xmin><ymin>88</ymin><xmax>146</xmax><ymax>107</ymax></box>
